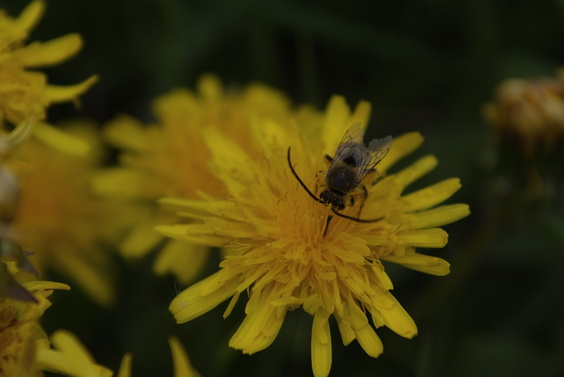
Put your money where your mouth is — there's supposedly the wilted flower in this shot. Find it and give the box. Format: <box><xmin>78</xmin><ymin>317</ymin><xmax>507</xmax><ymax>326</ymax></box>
<box><xmin>483</xmin><ymin>69</ymin><xmax>564</xmax><ymax>155</ymax></box>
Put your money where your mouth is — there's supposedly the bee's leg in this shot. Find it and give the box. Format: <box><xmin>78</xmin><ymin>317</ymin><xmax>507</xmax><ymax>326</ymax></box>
<box><xmin>325</xmin><ymin>155</ymin><xmax>334</xmax><ymax>163</ymax></box>
<box><xmin>357</xmin><ymin>185</ymin><xmax>368</xmax><ymax>218</ymax></box>
<box><xmin>323</xmin><ymin>215</ymin><xmax>333</xmax><ymax>236</ymax></box>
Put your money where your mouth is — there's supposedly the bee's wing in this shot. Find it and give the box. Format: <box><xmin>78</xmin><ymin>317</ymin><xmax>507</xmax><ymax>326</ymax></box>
<box><xmin>331</xmin><ymin>123</ymin><xmax>392</xmax><ymax>183</ymax></box>
<box><xmin>331</xmin><ymin>122</ymin><xmax>365</xmax><ymax>165</ymax></box>
<box><xmin>367</xmin><ymin>135</ymin><xmax>393</xmax><ymax>165</ymax></box>
<box><xmin>342</xmin><ymin>122</ymin><xmax>365</xmax><ymax>144</ymax></box>
<box><xmin>355</xmin><ymin>135</ymin><xmax>393</xmax><ymax>182</ymax></box>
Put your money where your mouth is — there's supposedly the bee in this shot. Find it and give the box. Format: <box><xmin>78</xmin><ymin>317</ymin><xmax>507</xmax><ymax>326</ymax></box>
<box><xmin>287</xmin><ymin>122</ymin><xmax>392</xmax><ymax>235</ymax></box>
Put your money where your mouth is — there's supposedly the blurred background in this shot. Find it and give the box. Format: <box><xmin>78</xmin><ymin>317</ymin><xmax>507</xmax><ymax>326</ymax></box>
<box><xmin>4</xmin><ymin>0</ymin><xmax>564</xmax><ymax>376</ymax></box>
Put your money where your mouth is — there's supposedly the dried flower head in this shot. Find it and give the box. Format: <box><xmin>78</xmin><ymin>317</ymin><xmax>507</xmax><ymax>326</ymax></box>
<box><xmin>483</xmin><ymin>69</ymin><xmax>564</xmax><ymax>155</ymax></box>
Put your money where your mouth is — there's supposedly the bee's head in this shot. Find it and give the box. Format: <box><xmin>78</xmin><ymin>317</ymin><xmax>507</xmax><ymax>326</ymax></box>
<box><xmin>320</xmin><ymin>190</ymin><xmax>345</xmax><ymax>211</ymax></box>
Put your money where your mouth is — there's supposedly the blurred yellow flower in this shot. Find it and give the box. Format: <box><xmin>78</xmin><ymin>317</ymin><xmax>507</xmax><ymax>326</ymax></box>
<box><xmin>161</xmin><ymin>96</ymin><xmax>470</xmax><ymax>377</ymax></box>
<box><xmin>1</xmin><ymin>125</ymin><xmax>36</xmax><ymax>302</ymax></box>
<box><xmin>37</xmin><ymin>330</ymin><xmax>113</xmax><ymax>377</ymax></box>
<box><xmin>483</xmin><ymin>69</ymin><xmax>564</xmax><ymax>156</ymax></box>
<box><xmin>1</xmin><ymin>279</ymin><xmax>199</xmax><ymax>377</ymax></box>
<box><xmin>95</xmin><ymin>75</ymin><xmax>295</xmax><ymax>284</ymax></box>
<box><xmin>0</xmin><ymin>0</ymin><xmax>98</xmax><ymax>153</ymax></box>
<box><xmin>0</xmin><ymin>280</ymin><xmax>69</xmax><ymax>376</ymax></box>
<box><xmin>7</xmin><ymin>124</ymin><xmax>118</xmax><ymax>306</ymax></box>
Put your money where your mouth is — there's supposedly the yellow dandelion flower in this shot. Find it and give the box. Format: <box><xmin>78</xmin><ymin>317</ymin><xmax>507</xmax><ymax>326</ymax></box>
<box><xmin>7</xmin><ymin>124</ymin><xmax>118</xmax><ymax>306</ymax></box>
<box><xmin>0</xmin><ymin>0</ymin><xmax>98</xmax><ymax>154</ymax></box>
<box><xmin>160</xmin><ymin>96</ymin><xmax>470</xmax><ymax>377</ymax></box>
<box><xmin>36</xmin><ymin>330</ymin><xmax>114</xmax><ymax>377</ymax></box>
<box><xmin>35</xmin><ymin>332</ymin><xmax>201</xmax><ymax>377</ymax></box>
<box><xmin>0</xmin><ymin>280</ymin><xmax>69</xmax><ymax>376</ymax></box>
<box><xmin>95</xmin><ymin>75</ymin><xmax>295</xmax><ymax>284</ymax></box>
<box><xmin>483</xmin><ymin>69</ymin><xmax>564</xmax><ymax>156</ymax></box>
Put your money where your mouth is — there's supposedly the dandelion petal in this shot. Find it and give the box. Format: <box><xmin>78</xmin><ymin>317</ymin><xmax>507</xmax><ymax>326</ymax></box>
<box><xmin>311</xmin><ymin>312</ymin><xmax>332</xmax><ymax>377</ymax></box>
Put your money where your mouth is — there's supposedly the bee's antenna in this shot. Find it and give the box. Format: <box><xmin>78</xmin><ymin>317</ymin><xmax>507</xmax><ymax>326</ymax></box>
<box><xmin>287</xmin><ymin>148</ymin><xmax>323</xmax><ymax>204</ymax></box>
<box><xmin>331</xmin><ymin>209</ymin><xmax>384</xmax><ymax>223</ymax></box>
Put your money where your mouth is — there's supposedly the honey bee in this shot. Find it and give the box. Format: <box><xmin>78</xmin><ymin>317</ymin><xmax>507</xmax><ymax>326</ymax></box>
<box><xmin>287</xmin><ymin>122</ymin><xmax>392</xmax><ymax>234</ymax></box>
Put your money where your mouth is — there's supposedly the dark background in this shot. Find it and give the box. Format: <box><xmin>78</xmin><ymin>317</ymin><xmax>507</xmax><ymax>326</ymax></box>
<box><xmin>4</xmin><ymin>0</ymin><xmax>564</xmax><ymax>376</ymax></box>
